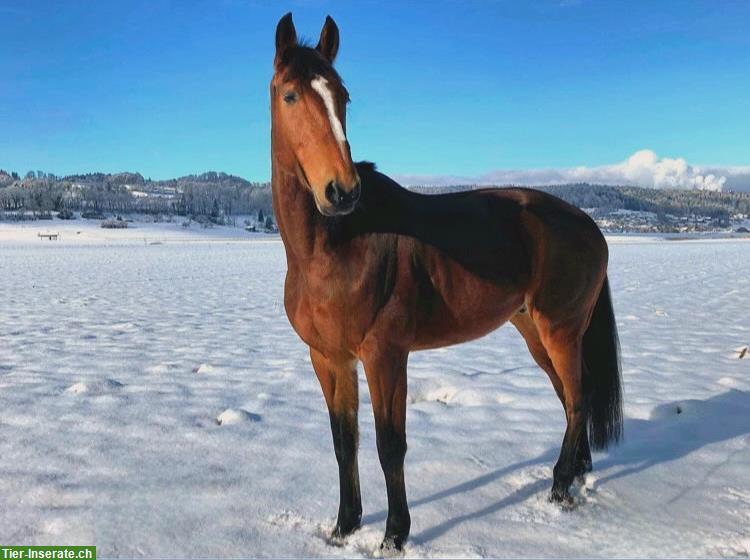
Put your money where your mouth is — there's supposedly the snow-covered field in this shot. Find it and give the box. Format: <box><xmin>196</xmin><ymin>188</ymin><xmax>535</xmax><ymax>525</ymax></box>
<box><xmin>0</xmin><ymin>223</ymin><xmax>748</xmax><ymax>558</ymax></box>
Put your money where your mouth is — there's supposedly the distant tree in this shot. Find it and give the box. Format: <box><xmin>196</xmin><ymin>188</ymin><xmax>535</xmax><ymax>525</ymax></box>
<box><xmin>258</xmin><ymin>208</ymin><xmax>265</xmax><ymax>223</ymax></box>
<box><xmin>0</xmin><ymin>170</ymin><xmax>13</xmax><ymax>188</ymax></box>
<box><xmin>210</xmin><ymin>198</ymin><xmax>221</xmax><ymax>223</ymax></box>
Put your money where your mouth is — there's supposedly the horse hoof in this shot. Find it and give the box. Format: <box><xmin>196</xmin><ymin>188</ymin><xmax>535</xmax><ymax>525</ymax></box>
<box><xmin>381</xmin><ymin>535</ymin><xmax>406</xmax><ymax>553</ymax></box>
<box><xmin>328</xmin><ymin>522</ymin><xmax>361</xmax><ymax>545</ymax></box>
<box><xmin>549</xmin><ymin>487</ymin><xmax>574</xmax><ymax>509</ymax></box>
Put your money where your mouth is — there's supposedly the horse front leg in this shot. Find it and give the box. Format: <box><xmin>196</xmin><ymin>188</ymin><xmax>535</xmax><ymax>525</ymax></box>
<box><xmin>309</xmin><ymin>347</ymin><xmax>362</xmax><ymax>541</ymax></box>
<box><xmin>361</xmin><ymin>345</ymin><xmax>410</xmax><ymax>551</ymax></box>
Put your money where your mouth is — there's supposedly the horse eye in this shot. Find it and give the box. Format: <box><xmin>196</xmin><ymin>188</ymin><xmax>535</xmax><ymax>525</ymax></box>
<box><xmin>283</xmin><ymin>91</ymin><xmax>298</xmax><ymax>104</ymax></box>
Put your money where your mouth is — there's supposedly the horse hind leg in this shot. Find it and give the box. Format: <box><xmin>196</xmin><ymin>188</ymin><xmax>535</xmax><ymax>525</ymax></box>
<box><xmin>511</xmin><ymin>311</ymin><xmax>564</xmax><ymax>401</ymax></box>
<box><xmin>542</xmin><ymin>275</ymin><xmax>626</xmax><ymax>493</ymax></box>
<box><xmin>537</xmin><ymin>324</ymin><xmax>589</xmax><ymax>505</ymax></box>
<box><xmin>511</xmin><ymin>313</ymin><xmax>591</xmax><ymax>481</ymax></box>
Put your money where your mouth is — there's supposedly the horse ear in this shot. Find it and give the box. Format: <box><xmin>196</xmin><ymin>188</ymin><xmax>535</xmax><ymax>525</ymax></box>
<box><xmin>316</xmin><ymin>15</ymin><xmax>339</xmax><ymax>64</ymax></box>
<box><xmin>275</xmin><ymin>12</ymin><xmax>297</xmax><ymax>67</ymax></box>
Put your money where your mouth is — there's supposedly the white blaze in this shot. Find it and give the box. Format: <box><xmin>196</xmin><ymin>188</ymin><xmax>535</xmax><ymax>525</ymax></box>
<box><xmin>310</xmin><ymin>75</ymin><xmax>347</xmax><ymax>156</ymax></box>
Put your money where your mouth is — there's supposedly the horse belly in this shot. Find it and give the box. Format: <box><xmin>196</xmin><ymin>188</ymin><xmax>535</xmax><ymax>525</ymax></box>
<box><xmin>412</xmin><ymin>277</ymin><xmax>524</xmax><ymax>350</ymax></box>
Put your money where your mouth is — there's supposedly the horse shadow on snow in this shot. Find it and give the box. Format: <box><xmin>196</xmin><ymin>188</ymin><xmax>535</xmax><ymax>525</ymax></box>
<box><xmin>360</xmin><ymin>389</ymin><xmax>750</xmax><ymax>544</ymax></box>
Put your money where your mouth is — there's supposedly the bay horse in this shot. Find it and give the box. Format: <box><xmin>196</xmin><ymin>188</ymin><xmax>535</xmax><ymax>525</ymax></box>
<box><xmin>270</xmin><ymin>13</ymin><xmax>622</xmax><ymax>551</ymax></box>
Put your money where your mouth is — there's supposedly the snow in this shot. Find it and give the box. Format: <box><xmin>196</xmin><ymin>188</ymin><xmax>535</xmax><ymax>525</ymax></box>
<box><xmin>0</xmin><ymin>224</ymin><xmax>749</xmax><ymax>557</ymax></box>
<box><xmin>0</xmin><ymin>219</ymin><xmax>271</xmax><ymax>246</ymax></box>
<box><xmin>216</xmin><ymin>408</ymin><xmax>262</xmax><ymax>426</ymax></box>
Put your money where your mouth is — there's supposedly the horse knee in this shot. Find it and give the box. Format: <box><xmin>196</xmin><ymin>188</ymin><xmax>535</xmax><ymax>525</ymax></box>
<box><xmin>376</xmin><ymin>422</ymin><xmax>407</xmax><ymax>471</ymax></box>
<box><xmin>330</xmin><ymin>411</ymin><xmax>358</xmax><ymax>465</ymax></box>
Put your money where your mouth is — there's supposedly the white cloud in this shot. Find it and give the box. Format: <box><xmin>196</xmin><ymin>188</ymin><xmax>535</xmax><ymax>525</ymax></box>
<box><xmin>395</xmin><ymin>150</ymin><xmax>747</xmax><ymax>192</ymax></box>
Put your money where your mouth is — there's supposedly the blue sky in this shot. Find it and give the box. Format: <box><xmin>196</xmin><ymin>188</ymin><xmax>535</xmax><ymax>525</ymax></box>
<box><xmin>1</xmin><ymin>0</ymin><xmax>748</xmax><ymax>183</ymax></box>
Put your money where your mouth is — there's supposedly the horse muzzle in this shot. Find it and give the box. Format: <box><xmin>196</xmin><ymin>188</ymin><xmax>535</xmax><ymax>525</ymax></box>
<box><xmin>321</xmin><ymin>180</ymin><xmax>360</xmax><ymax>216</ymax></box>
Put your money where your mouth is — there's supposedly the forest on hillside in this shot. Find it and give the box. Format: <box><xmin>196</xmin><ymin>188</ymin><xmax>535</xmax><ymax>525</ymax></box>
<box><xmin>2</xmin><ymin>169</ymin><xmax>749</xmax><ymax>229</ymax></box>
<box><xmin>0</xmin><ymin>170</ymin><xmax>273</xmax><ymax>222</ymax></box>
<box><xmin>411</xmin><ymin>183</ymin><xmax>750</xmax><ymax>223</ymax></box>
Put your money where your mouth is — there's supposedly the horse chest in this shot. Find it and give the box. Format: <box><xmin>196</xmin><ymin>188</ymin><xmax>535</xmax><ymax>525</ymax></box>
<box><xmin>283</xmin><ymin>264</ymin><xmax>371</xmax><ymax>353</ymax></box>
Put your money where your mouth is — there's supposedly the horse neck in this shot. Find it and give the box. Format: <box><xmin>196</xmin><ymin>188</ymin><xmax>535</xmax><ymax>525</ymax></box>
<box><xmin>271</xmin><ymin>160</ymin><xmax>323</xmax><ymax>260</ymax></box>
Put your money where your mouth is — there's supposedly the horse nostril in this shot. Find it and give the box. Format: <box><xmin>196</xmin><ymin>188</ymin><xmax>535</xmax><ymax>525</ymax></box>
<box><xmin>325</xmin><ymin>181</ymin><xmax>340</xmax><ymax>205</ymax></box>
<box><xmin>338</xmin><ymin>183</ymin><xmax>360</xmax><ymax>206</ymax></box>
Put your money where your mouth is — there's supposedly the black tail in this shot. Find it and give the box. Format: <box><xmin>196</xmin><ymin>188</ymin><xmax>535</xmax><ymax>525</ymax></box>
<box><xmin>582</xmin><ymin>276</ymin><xmax>623</xmax><ymax>450</ymax></box>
